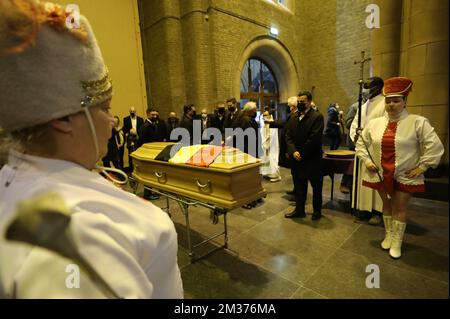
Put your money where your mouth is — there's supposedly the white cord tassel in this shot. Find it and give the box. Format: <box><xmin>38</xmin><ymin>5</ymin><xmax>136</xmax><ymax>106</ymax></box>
<box><xmin>83</xmin><ymin>108</ymin><xmax>128</xmax><ymax>185</ymax></box>
<box><xmin>96</xmin><ymin>165</ymin><xmax>128</xmax><ymax>185</ymax></box>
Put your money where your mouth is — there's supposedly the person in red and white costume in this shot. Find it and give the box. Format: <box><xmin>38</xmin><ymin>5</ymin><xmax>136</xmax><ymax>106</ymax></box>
<box><xmin>355</xmin><ymin>77</ymin><xmax>444</xmax><ymax>259</ymax></box>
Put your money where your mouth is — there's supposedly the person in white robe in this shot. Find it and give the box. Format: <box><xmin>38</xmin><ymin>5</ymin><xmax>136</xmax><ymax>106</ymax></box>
<box><xmin>0</xmin><ymin>1</ymin><xmax>183</xmax><ymax>298</ymax></box>
<box><xmin>350</xmin><ymin>77</ymin><xmax>386</xmax><ymax>224</ymax></box>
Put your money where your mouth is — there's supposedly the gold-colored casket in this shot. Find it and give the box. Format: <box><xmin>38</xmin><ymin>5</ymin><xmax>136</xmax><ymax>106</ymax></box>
<box><xmin>131</xmin><ymin>142</ymin><xmax>266</xmax><ymax>210</ymax></box>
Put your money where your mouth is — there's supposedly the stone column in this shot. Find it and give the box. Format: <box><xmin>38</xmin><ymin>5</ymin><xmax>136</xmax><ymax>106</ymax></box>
<box><xmin>370</xmin><ymin>0</ymin><xmax>403</xmax><ymax>79</ymax></box>
<box><xmin>139</xmin><ymin>0</ymin><xmax>187</xmax><ymax>118</ymax></box>
<box><xmin>401</xmin><ymin>0</ymin><xmax>449</xmax><ymax>166</ymax></box>
<box><xmin>179</xmin><ymin>0</ymin><xmax>214</xmax><ymax>111</ymax></box>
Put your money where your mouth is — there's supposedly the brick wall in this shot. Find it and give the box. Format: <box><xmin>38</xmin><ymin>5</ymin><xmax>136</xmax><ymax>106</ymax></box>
<box><xmin>139</xmin><ymin>0</ymin><xmax>373</xmax><ymax>118</ymax></box>
<box><xmin>302</xmin><ymin>0</ymin><xmax>373</xmax><ymax>114</ymax></box>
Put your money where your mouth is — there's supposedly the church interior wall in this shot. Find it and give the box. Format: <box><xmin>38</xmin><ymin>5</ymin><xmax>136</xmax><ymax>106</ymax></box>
<box><xmin>58</xmin><ymin>0</ymin><xmax>148</xmax><ymax>121</ymax></box>
<box><xmin>138</xmin><ymin>0</ymin><xmax>448</xmax><ymax>168</ymax></box>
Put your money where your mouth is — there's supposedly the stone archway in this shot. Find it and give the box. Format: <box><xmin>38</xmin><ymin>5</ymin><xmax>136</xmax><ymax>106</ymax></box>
<box><xmin>234</xmin><ymin>36</ymin><xmax>299</xmax><ymax>103</ymax></box>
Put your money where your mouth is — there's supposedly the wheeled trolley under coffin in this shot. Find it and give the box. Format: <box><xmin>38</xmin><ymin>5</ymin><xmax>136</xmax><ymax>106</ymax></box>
<box><xmin>130</xmin><ymin>142</ymin><xmax>266</xmax><ymax>261</ymax></box>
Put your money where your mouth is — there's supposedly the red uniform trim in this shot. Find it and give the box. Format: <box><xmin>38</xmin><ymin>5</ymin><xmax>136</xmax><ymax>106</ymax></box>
<box><xmin>380</xmin><ymin>122</ymin><xmax>397</xmax><ymax>196</ymax></box>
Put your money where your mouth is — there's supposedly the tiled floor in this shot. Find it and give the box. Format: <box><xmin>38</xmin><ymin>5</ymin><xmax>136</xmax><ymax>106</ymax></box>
<box><xmin>134</xmin><ymin>168</ymin><xmax>449</xmax><ymax>299</ymax></box>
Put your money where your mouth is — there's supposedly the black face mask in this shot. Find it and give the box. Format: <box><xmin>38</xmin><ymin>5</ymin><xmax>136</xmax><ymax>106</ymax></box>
<box><xmin>130</xmin><ymin>112</ymin><xmax>136</xmax><ymax>117</ymax></box>
<box><xmin>251</xmin><ymin>113</ymin><xmax>257</xmax><ymax>119</ymax></box>
<box><xmin>298</xmin><ymin>102</ymin><xmax>307</xmax><ymax>112</ymax></box>
<box><xmin>218</xmin><ymin>108</ymin><xmax>225</xmax><ymax>115</ymax></box>
<box><xmin>228</xmin><ymin>107</ymin><xmax>236</xmax><ymax>113</ymax></box>
<box><xmin>169</xmin><ymin>118</ymin><xmax>176</xmax><ymax>123</ymax></box>
<box><xmin>192</xmin><ymin>111</ymin><xmax>197</xmax><ymax>117</ymax></box>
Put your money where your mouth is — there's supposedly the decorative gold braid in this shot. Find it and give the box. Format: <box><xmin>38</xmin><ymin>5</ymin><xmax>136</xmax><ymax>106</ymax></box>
<box><xmin>80</xmin><ymin>72</ymin><xmax>112</xmax><ymax>107</ymax></box>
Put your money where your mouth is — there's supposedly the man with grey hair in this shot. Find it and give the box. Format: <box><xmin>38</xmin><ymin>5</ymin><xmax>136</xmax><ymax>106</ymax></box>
<box><xmin>166</xmin><ymin>111</ymin><xmax>180</xmax><ymax>141</ymax></box>
<box><xmin>232</xmin><ymin>101</ymin><xmax>260</xmax><ymax>158</ymax></box>
<box><xmin>243</xmin><ymin>101</ymin><xmax>257</xmax><ymax>113</ymax></box>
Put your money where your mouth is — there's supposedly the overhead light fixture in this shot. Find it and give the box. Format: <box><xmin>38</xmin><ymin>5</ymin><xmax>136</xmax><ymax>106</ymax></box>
<box><xmin>270</xmin><ymin>27</ymin><xmax>279</xmax><ymax>36</ymax></box>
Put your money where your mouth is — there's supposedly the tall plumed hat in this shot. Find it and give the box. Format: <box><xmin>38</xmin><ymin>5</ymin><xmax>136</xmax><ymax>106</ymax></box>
<box><xmin>382</xmin><ymin>77</ymin><xmax>413</xmax><ymax>97</ymax></box>
<box><xmin>0</xmin><ymin>0</ymin><xmax>112</xmax><ymax>132</ymax></box>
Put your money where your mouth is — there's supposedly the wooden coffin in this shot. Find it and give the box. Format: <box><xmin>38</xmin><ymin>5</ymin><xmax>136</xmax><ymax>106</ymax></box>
<box><xmin>131</xmin><ymin>142</ymin><xmax>266</xmax><ymax>210</ymax></box>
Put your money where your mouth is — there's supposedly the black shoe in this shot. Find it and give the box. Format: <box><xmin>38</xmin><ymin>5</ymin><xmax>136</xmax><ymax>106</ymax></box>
<box><xmin>286</xmin><ymin>190</ymin><xmax>295</xmax><ymax>195</ymax></box>
<box><xmin>311</xmin><ymin>213</ymin><xmax>322</xmax><ymax>221</ymax></box>
<box><xmin>285</xmin><ymin>210</ymin><xmax>306</xmax><ymax>218</ymax></box>
<box><xmin>144</xmin><ymin>194</ymin><xmax>160</xmax><ymax>200</ymax></box>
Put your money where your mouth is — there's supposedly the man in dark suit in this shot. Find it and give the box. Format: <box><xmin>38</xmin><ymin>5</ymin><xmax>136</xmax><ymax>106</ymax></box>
<box><xmin>138</xmin><ymin>108</ymin><xmax>167</xmax><ymax>200</ymax></box>
<box><xmin>233</xmin><ymin>101</ymin><xmax>261</xmax><ymax>158</ymax></box>
<box><xmin>224</xmin><ymin>98</ymin><xmax>243</xmax><ymax>149</ymax></box>
<box><xmin>199</xmin><ymin>108</ymin><xmax>213</xmax><ymax>144</ymax></box>
<box><xmin>209</xmin><ymin>102</ymin><xmax>227</xmax><ymax>145</ymax></box>
<box><xmin>285</xmin><ymin>91</ymin><xmax>325</xmax><ymax>220</ymax></box>
<box><xmin>270</xmin><ymin>96</ymin><xmax>298</xmax><ymax>196</ymax></box>
<box><xmin>210</xmin><ymin>102</ymin><xmax>226</xmax><ymax>131</ymax></box>
<box><xmin>179</xmin><ymin>104</ymin><xmax>196</xmax><ymax>145</ymax></box>
<box><xmin>122</xmin><ymin>106</ymin><xmax>144</xmax><ymax>172</ymax></box>
<box><xmin>166</xmin><ymin>111</ymin><xmax>180</xmax><ymax>141</ymax></box>
<box><xmin>138</xmin><ymin>108</ymin><xmax>167</xmax><ymax>147</ymax></box>
<box><xmin>223</xmin><ymin>98</ymin><xmax>241</xmax><ymax>131</ymax></box>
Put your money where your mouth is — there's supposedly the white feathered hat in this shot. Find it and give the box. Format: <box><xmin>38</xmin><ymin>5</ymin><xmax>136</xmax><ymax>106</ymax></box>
<box><xmin>0</xmin><ymin>0</ymin><xmax>112</xmax><ymax>132</ymax></box>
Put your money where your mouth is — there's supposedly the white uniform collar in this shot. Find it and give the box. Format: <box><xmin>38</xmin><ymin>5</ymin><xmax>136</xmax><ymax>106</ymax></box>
<box><xmin>385</xmin><ymin>109</ymin><xmax>409</xmax><ymax>122</ymax></box>
<box><xmin>370</xmin><ymin>94</ymin><xmax>384</xmax><ymax>103</ymax></box>
<box><xmin>7</xmin><ymin>150</ymin><xmax>92</xmax><ymax>177</ymax></box>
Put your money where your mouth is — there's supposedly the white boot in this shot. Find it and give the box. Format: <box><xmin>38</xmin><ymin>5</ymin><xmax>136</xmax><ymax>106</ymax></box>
<box><xmin>390</xmin><ymin>220</ymin><xmax>407</xmax><ymax>259</ymax></box>
<box><xmin>381</xmin><ymin>215</ymin><xmax>393</xmax><ymax>250</ymax></box>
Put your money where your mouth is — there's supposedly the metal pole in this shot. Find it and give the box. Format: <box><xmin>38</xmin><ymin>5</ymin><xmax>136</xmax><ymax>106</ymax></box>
<box><xmin>353</xmin><ymin>51</ymin><xmax>371</xmax><ymax>216</ymax></box>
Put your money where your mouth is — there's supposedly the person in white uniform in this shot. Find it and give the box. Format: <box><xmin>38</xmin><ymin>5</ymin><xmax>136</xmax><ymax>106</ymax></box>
<box><xmin>0</xmin><ymin>0</ymin><xmax>183</xmax><ymax>298</ymax></box>
<box><xmin>356</xmin><ymin>76</ymin><xmax>444</xmax><ymax>258</ymax></box>
<box><xmin>350</xmin><ymin>77</ymin><xmax>386</xmax><ymax>225</ymax></box>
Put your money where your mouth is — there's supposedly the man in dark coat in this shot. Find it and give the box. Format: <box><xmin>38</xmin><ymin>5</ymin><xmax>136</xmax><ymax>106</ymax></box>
<box><xmin>166</xmin><ymin>111</ymin><xmax>180</xmax><ymax>141</ymax></box>
<box><xmin>179</xmin><ymin>104</ymin><xmax>196</xmax><ymax>145</ymax></box>
<box><xmin>233</xmin><ymin>101</ymin><xmax>261</xmax><ymax>158</ymax></box>
<box><xmin>285</xmin><ymin>91</ymin><xmax>325</xmax><ymax>220</ymax></box>
<box><xmin>122</xmin><ymin>106</ymin><xmax>144</xmax><ymax>172</ymax></box>
<box><xmin>223</xmin><ymin>98</ymin><xmax>241</xmax><ymax>131</ymax></box>
<box><xmin>210</xmin><ymin>102</ymin><xmax>227</xmax><ymax>134</ymax></box>
<box><xmin>281</xmin><ymin>97</ymin><xmax>300</xmax><ymax>196</ymax></box>
<box><xmin>138</xmin><ymin>108</ymin><xmax>167</xmax><ymax>200</ymax></box>
<box><xmin>138</xmin><ymin>108</ymin><xmax>167</xmax><ymax>147</ymax></box>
